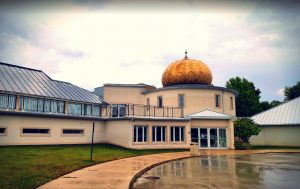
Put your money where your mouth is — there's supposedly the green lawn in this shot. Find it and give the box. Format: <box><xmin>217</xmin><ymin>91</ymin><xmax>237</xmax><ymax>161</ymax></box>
<box><xmin>0</xmin><ymin>144</ymin><xmax>185</xmax><ymax>189</ymax></box>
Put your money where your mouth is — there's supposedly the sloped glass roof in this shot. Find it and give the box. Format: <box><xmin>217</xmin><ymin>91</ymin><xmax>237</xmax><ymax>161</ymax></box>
<box><xmin>0</xmin><ymin>62</ymin><xmax>102</xmax><ymax>104</ymax></box>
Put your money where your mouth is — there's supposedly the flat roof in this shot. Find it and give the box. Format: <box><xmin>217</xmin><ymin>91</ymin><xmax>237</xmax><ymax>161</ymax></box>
<box><xmin>142</xmin><ymin>84</ymin><xmax>239</xmax><ymax>96</ymax></box>
<box><xmin>0</xmin><ymin>62</ymin><xmax>102</xmax><ymax>104</ymax></box>
<box><xmin>103</xmin><ymin>83</ymin><xmax>156</xmax><ymax>88</ymax></box>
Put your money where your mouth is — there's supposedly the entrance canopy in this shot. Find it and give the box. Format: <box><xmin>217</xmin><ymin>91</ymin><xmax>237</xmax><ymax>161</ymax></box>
<box><xmin>187</xmin><ymin>109</ymin><xmax>233</xmax><ymax>120</ymax></box>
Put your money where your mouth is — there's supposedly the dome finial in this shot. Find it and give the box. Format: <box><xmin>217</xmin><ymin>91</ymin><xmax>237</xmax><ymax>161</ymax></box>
<box><xmin>184</xmin><ymin>50</ymin><xmax>188</xmax><ymax>59</ymax></box>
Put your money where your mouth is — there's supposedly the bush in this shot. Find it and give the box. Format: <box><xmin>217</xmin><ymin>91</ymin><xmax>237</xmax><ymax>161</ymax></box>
<box><xmin>234</xmin><ymin>138</ymin><xmax>253</xmax><ymax>150</ymax></box>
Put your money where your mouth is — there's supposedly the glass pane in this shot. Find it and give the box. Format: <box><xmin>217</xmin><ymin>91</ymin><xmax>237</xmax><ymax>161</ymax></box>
<box><xmin>38</xmin><ymin>99</ymin><xmax>44</xmax><ymax>112</ymax></box>
<box><xmin>51</xmin><ymin>101</ymin><xmax>58</xmax><ymax>113</ymax></box>
<box><xmin>0</xmin><ymin>94</ymin><xmax>8</xmax><ymax>109</ymax></box>
<box><xmin>219</xmin><ymin>129</ymin><xmax>227</xmax><ymax>148</ymax></box>
<box><xmin>180</xmin><ymin>127</ymin><xmax>184</xmax><ymax>141</ymax></box>
<box><xmin>191</xmin><ymin>128</ymin><xmax>198</xmax><ymax>143</ymax></box>
<box><xmin>152</xmin><ymin>127</ymin><xmax>155</xmax><ymax>141</ymax></box>
<box><xmin>174</xmin><ymin>127</ymin><xmax>180</xmax><ymax>141</ymax></box>
<box><xmin>157</xmin><ymin>127</ymin><xmax>162</xmax><ymax>141</ymax></box>
<box><xmin>143</xmin><ymin>126</ymin><xmax>147</xmax><ymax>142</ymax></box>
<box><xmin>210</xmin><ymin>129</ymin><xmax>218</xmax><ymax>148</ymax></box>
<box><xmin>58</xmin><ymin>101</ymin><xmax>64</xmax><ymax>113</ymax></box>
<box><xmin>134</xmin><ymin>127</ymin><xmax>137</xmax><ymax>142</ymax></box>
<box><xmin>112</xmin><ymin>106</ymin><xmax>118</xmax><ymax>117</ymax></box>
<box><xmin>44</xmin><ymin>100</ymin><xmax>50</xmax><ymax>112</ymax></box>
<box><xmin>200</xmin><ymin>139</ymin><xmax>208</xmax><ymax>147</ymax></box>
<box><xmin>8</xmin><ymin>95</ymin><xmax>16</xmax><ymax>109</ymax></box>
<box><xmin>137</xmin><ymin>126</ymin><xmax>143</xmax><ymax>142</ymax></box>
<box><xmin>170</xmin><ymin>127</ymin><xmax>174</xmax><ymax>142</ymax></box>
<box><xmin>162</xmin><ymin>127</ymin><xmax>166</xmax><ymax>141</ymax></box>
<box><xmin>119</xmin><ymin>105</ymin><xmax>126</xmax><ymax>117</ymax></box>
<box><xmin>92</xmin><ymin>105</ymin><xmax>100</xmax><ymax>116</ymax></box>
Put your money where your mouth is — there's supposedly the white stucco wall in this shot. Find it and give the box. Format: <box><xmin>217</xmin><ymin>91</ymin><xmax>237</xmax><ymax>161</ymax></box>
<box><xmin>250</xmin><ymin>126</ymin><xmax>300</xmax><ymax>147</ymax></box>
<box><xmin>0</xmin><ymin>115</ymin><xmax>105</xmax><ymax>145</ymax></box>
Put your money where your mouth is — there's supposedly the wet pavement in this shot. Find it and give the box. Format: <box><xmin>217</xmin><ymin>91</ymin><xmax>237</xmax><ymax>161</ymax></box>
<box><xmin>133</xmin><ymin>153</ymin><xmax>300</xmax><ymax>189</ymax></box>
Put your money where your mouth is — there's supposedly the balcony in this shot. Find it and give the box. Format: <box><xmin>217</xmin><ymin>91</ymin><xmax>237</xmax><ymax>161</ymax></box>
<box><xmin>100</xmin><ymin>104</ymin><xmax>184</xmax><ymax>118</ymax></box>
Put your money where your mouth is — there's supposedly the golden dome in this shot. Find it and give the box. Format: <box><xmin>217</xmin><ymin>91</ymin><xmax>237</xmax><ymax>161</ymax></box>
<box><xmin>162</xmin><ymin>52</ymin><xmax>213</xmax><ymax>87</ymax></box>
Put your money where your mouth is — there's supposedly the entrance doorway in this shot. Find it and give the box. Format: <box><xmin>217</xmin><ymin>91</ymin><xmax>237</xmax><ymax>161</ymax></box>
<box><xmin>191</xmin><ymin>128</ymin><xmax>227</xmax><ymax>149</ymax></box>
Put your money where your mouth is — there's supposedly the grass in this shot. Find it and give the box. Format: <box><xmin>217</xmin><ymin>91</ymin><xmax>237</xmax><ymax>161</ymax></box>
<box><xmin>0</xmin><ymin>144</ymin><xmax>186</xmax><ymax>189</ymax></box>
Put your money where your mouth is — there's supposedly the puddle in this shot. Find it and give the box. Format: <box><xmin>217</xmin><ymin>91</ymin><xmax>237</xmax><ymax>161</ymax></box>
<box><xmin>132</xmin><ymin>153</ymin><xmax>300</xmax><ymax>189</ymax></box>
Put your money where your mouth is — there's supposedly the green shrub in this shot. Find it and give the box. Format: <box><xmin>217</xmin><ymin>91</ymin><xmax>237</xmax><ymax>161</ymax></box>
<box><xmin>234</xmin><ymin>138</ymin><xmax>253</xmax><ymax>150</ymax></box>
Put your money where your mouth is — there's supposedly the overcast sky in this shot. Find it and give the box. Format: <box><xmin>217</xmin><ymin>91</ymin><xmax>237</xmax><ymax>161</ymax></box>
<box><xmin>0</xmin><ymin>0</ymin><xmax>299</xmax><ymax>101</ymax></box>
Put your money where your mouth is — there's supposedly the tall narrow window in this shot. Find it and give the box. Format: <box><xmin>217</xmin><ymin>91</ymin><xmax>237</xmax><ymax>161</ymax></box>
<box><xmin>134</xmin><ymin>126</ymin><xmax>148</xmax><ymax>142</ymax></box>
<box><xmin>152</xmin><ymin>126</ymin><xmax>166</xmax><ymax>142</ymax></box>
<box><xmin>215</xmin><ymin>94</ymin><xmax>221</xmax><ymax>108</ymax></box>
<box><xmin>170</xmin><ymin>126</ymin><xmax>185</xmax><ymax>142</ymax></box>
<box><xmin>230</xmin><ymin>97</ymin><xmax>234</xmax><ymax>110</ymax></box>
<box><xmin>178</xmin><ymin>94</ymin><xmax>185</xmax><ymax>107</ymax></box>
<box><xmin>146</xmin><ymin>98</ymin><xmax>150</xmax><ymax>106</ymax></box>
<box><xmin>158</xmin><ymin>96</ymin><xmax>163</xmax><ymax>108</ymax></box>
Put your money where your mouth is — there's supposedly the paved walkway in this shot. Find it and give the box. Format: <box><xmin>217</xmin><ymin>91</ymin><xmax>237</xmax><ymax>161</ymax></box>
<box><xmin>39</xmin><ymin>149</ymin><xmax>300</xmax><ymax>189</ymax></box>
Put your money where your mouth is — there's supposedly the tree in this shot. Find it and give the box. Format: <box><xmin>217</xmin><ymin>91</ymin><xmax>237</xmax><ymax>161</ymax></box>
<box><xmin>259</xmin><ymin>100</ymin><xmax>282</xmax><ymax>112</ymax></box>
<box><xmin>234</xmin><ymin>118</ymin><xmax>261</xmax><ymax>150</ymax></box>
<box><xmin>234</xmin><ymin>118</ymin><xmax>261</xmax><ymax>143</ymax></box>
<box><xmin>226</xmin><ymin>77</ymin><xmax>262</xmax><ymax>117</ymax></box>
<box><xmin>284</xmin><ymin>82</ymin><xmax>300</xmax><ymax>100</ymax></box>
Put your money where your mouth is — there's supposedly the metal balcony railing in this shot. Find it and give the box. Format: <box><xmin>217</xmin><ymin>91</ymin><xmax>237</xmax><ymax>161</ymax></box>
<box><xmin>100</xmin><ymin>104</ymin><xmax>184</xmax><ymax>118</ymax></box>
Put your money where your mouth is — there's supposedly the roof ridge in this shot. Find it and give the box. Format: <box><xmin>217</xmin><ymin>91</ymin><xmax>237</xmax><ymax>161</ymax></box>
<box><xmin>252</xmin><ymin>96</ymin><xmax>300</xmax><ymax>118</ymax></box>
<box><xmin>0</xmin><ymin>61</ymin><xmax>43</xmax><ymax>72</ymax></box>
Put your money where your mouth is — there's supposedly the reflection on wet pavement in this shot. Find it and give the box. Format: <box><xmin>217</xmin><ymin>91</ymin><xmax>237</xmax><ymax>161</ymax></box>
<box><xmin>132</xmin><ymin>153</ymin><xmax>300</xmax><ymax>189</ymax></box>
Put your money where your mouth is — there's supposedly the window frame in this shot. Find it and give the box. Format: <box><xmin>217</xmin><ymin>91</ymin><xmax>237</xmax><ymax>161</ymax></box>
<box><xmin>157</xmin><ymin>96</ymin><xmax>163</xmax><ymax>108</ymax></box>
<box><xmin>178</xmin><ymin>94</ymin><xmax>185</xmax><ymax>108</ymax></box>
<box><xmin>215</xmin><ymin>94</ymin><xmax>221</xmax><ymax>108</ymax></box>
<box><xmin>170</xmin><ymin>126</ymin><xmax>185</xmax><ymax>142</ymax></box>
<box><xmin>152</xmin><ymin>126</ymin><xmax>167</xmax><ymax>143</ymax></box>
<box><xmin>0</xmin><ymin>127</ymin><xmax>7</xmax><ymax>136</ymax></box>
<box><xmin>21</xmin><ymin>128</ymin><xmax>51</xmax><ymax>137</ymax></box>
<box><xmin>133</xmin><ymin>125</ymin><xmax>148</xmax><ymax>143</ymax></box>
<box><xmin>230</xmin><ymin>96</ymin><xmax>234</xmax><ymax>110</ymax></box>
<box><xmin>61</xmin><ymin>128</ymin><xmax>85</xmax><ymax>137</ymax></box>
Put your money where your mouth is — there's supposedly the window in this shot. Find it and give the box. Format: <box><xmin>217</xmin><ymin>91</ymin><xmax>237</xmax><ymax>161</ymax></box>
<box><xmin>158</xmin><ymin>96</ymin><xmax>163</xmax><ymax>108</ymax></box>
<box><xmin>152</xmin><ymin>126</ymin><xmax>166</xmax><ymax>142</ymax></box>
<box><xmin>215</xmin><ymin>94</ymin><xmax>221</xmax><ymax>108</ymax></box>
<box><xmin>178</xmin><ymin>94</ymin><xmax>185</xmax><ymax>107</ymax></box>
<box><xmin>0</xmin><ymin>128</ymin><xmax>7</xmax><ymax>135</ymax></box>
<box><xmin>0</xmin><ymin>94</ymin><xmax>16</xmax><ymax>110</ymax></box>
<box><xmin>112</xmin><ymin>104</ymin><xmax>126</xmax><ymax>117</ymax></box>
<box><xmin>219</xmin><ymin>129</ymin><xmax>227</xmax><ymax>148</ymax></box>
<box><xmin>92</xmin><ymin>105</ymin><xmax>100</xmax><ymax>116</ymax></box>
<box><xmin>44</xmin><ymin>100</ymin><xmax>51</xmax><ymax>112</ymax></box>
<box><xmin>38</xmin><ymin>99</ymin><xmax>44</xmax><ymax>112</ymax></box>
<box><xmin>134</xmin><ymin>126</ymin><xmax>148</xmax><ymax>142</ymax></box>
<box><xmin>51</xmin><ymin>100</ymin><xmax>58</xmax><ymax>113</ymax></box>
<box><xmin>68</xmin><ymin>103</ymin><xmax>82</xmax><ymax>115</ymax></box>
<box><xmin>147</xmin><ymin>98</ymin><xmax>150</xmax><ymax>106</ymax></box>
<box><xmin>21</xmin><ymin>97</ymin><xmax>38</xmax><ymax>111</ymax></box>
<box><xmin>170</xmin><ymin>126</ymin><xmax>185</xmax><ymax>142</ymax></box>
<box><xmin>230</xmin><ymin>97</ymin><xmax>234</xmax><ymax>110</ymax></box>
<box><xmin>20</xmin><ymin>97</ymin><xmax>64</xmax><ymax>114</ymax></box>
<box><xmin>62</xmin><ymin>129</ymin><xmax>84</xmax><ymax>135</ymax></box>
<box><xmin>22</xmin><ymin>128</ymin><xmax>50</xmax><ymax>134</ymax></box>
<box><xmin>84</xmin><ymin>104</ymin><xmax>92</xmax><ymax>115</ymax></box>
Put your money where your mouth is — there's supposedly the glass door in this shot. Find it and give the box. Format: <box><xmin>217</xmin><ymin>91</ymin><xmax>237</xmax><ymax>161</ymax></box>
<box><xmin>210</xmin><ymin>128</ymin><xmax>218</xmax><ymax>148</ymax></box>
<box><xmin>199</xmin><ymin>129</ymin><xmax>208</xmax><ymax>148</ymax></box>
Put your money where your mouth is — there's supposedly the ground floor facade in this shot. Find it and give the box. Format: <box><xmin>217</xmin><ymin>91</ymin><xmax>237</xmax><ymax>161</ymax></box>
<box><xmin>0</xmin><ymin>114</ymin><xmax>235</xmax><ymax>149</ymax></box>
<box><xmin>250</xmin><ymin>125</ymin><xmax>300</xmax><ymax>147</ymax></box>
